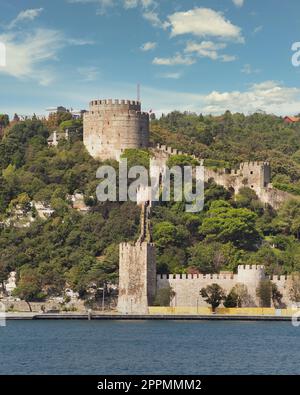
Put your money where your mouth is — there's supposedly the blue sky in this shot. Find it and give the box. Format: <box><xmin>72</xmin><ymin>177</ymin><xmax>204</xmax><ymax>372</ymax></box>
<box><xmin>0</xmin><ymin>0</ymin><xmax>300</xmax><ymax>116</ymax></box>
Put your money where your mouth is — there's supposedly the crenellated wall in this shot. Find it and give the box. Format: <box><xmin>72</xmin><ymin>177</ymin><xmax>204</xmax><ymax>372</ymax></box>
<box><xmin>150</xmin><ymin>144</ymin><xmax>296</xmax><ymax>209</ymax></box>
<box><xmin>83</xmin><ymin>99</ymin><xmax>149</xmax><ymax>161</ymax></box>
<box><xmin>116</xmin><ymin>144</ymin><xmax>297</xmax><ymax>313</ymax></box>
<box><xmin>204</xmin><ymin>162</ymin><xmax>271</xmax><ymax>199</ymax></box>
<box><xmin>157</xmin><ymin>272</ymin><xmax>238</xmax><ymax>307</ymax></box>
<box><xmin>157</xmin><ymin>265</ymin><xmax>293</xmax><ymax>308</ymax></box>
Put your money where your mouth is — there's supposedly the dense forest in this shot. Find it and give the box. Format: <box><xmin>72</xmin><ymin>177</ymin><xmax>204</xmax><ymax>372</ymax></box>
<box><xmin>1</xmin><ymin>110</ymin><xmax>300</xmax><ymax>304</ymax></box>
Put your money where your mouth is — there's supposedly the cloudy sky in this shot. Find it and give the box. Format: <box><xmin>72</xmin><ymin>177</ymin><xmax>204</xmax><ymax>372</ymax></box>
<box><xmin>0</xmin><ymin>0</ymin><xmax>300</xmax><ymax>116</ymax></box>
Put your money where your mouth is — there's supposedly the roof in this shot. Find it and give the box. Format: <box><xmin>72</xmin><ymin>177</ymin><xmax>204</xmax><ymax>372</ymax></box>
<box><xmin>284</xmin><ymin>116</ymin><xmax>300</xmax><ymax>122</ymax></box>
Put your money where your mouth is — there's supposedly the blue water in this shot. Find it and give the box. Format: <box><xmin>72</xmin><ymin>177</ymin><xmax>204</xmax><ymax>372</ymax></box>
<box><xmin>0</xmin><ymin>320</ymin><xmax>300</xmax><ymax>375</ymax></box>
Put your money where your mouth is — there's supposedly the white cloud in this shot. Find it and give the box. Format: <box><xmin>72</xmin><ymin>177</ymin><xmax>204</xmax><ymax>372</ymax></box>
<box><xmin>124</xmin><ymin>0</ymin><xmax>138</xmax><ymax>8</ymax></box>
<box><xmin>67</xmin><ymin>0</ymin><xmax>167</xmax><ymax>30</ymax></box>
<box><xmin>67</xmin><ymin>38</ymin><xmax>95</xmax><ymax>45</ymax></box>
<box><xmin>185</xmin><ymin>41</ymin><xmax>226</xmax><ymax>60</ymax></box>
<box><xmin>67</xmin><ymin>0</ymin><xmax>155</xmax><ymax>13</ymax></box>
<box><xmin>184</xmin><ymin>41</ymin><xmax>236</xmax><ymax>62</ymax></box>
<box><xmin>184</xmin><ymin>41</ymin><xmax>237</xmax><ymax>62</ymax></box>
<box><xmin>132</xmin><ymin>81</ymin><xmax>300</xmax><ymax>116</ymax></box>
<box><xmin>157</xmin><ymin>72</ymin><xmax>182</xmax><ymax>79</ymax></box>
<box><xmin>0</xmin><ymin>29</ymin><xmax>64</xmax><ymax>85</ymax></box>
<box><xmin>253</xmin><ymin>25</ymin><xmax>263</xmax><ymax>35</ymax></box>
<box><xmin>8</xmin><ymin>8</ymin><xmax>44</xmax><ymax>29</ymax></box>
<box><xmin>167</xmin><ymin>8</ymin><xmax>244</xmax><ymax>43</ymax></box>
<box><xmin>77</xmin><ymin>66</ymin><xmax>100</xmax><ymax>81</ymax></box>
<box><xmin>4</xmin><ymin>80</ymin><xmax>300</xmax><ymax>119</ymax></box>
<box><xmin>0</xmin><ymin>28</ymin><xmax>93</xmax><ymax>86</ymax></box>
<box><xmin>241</xmin><ymin>64</ymin><xmax>261</xmax><ymax>74</ymax></box>
<box><xmin>140</xmin><ymin>41</ymin><xmax>157</xmax><ymax>51</ymax></box>
<box><xmin>221</xmin><ymin>54</ymin><xmax>237</xmax><ymax>62</ymax></box>
<box><xmin>232</xmin><ymin>0</ymin><xmax>244</xmax><ymax>7</ymax></box>
<box><xmin>202</xmin><ymin>81</ymin><xmax>300</xmax><ymax>115</ymax></box>
<box><xmin>124</xmin><ymin>0</ymin><xmax>156</xmax><ymax>8</ymax></box>
<box><xmin>143</xmin><ymin>10</ymin><xmax>169</xmax><ymax>29</ymax></box>
<box><xmin>140</xmin><ymin>0</ymin><xmax>155</xmax><ymax>7</ymax></box>
<box><xmin>67</xmin><ymin>0</ymin><xmax>115</xmax><ymax>15</ymax></box>
<box><xmin>153</xmin><ymin>53</ymin><xmax>195</xmax><ymax>66</ymax></box>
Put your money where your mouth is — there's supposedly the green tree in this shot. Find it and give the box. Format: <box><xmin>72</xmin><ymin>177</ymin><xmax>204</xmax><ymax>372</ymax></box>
<box><xmin>188</xmin><ymin>241</ymin><xmax>242</xmax><ymax>274</ymax></box>
<box><xmin>200</xmin><ymin>283</ymin><xmax>225</xmax><ymax>312</ymax></box>
<box><xmin>154</xmin><ymin>286</ymin><xmax>175</xmax><ymax>306</ymax></box>
<box><xmin>231</xmin><ymin>284</ymin><xmax>252</xmax><ymax>307</ymax></box>
<box><xmin>13</xmin><ymin>268</ymin><xmax>45</xmax><ymax>311</ymax></box>
<box><xmin>153</xmin><ymin>221</ymin><xmax>189</xmax><ymax>250</ymax></box>
<box><xmin>223</xmin><ymin>289</ymin><xmax>238</xmax><ymax>308</ymax></box>
<box><xmin>0</xmin><ymin>114</ymin><xmax>9</xmax><ymax>128</ymax></box>
<box><xmin>256</xmin><ymin>280</ymin><xmax>282</xmax><ymax>307</ymax></box>
<box><xmin>256</xmin><ymin>280</ymin><xmax>271</xmax><ymax>307</ymax></box>
<box><xmin>200</xmin><ymin>200</ymin><xmax>261</xmax><ymax>250</ymax></box>
<box><xmin>271</xmin><ymin>283</ymin><xmax>283</xmax><ymax>308</ymax></box>
<box><xmin>235</xmin><ymin>187</ymin><xmax>263</xmax><ymax>213</ymax></box>
<box><xmin>121</xmin><ymin>148</ymin><xmax>151</xmax><ymax>170</ymax></box>
<box><xmin>167</xmin><ymin>154</ymin><xmax>199</xmax><ymax>168</ymax></box>
<box><xmin>289</xmin><ymin>273</ymin><xmax>300</xmax><ymax>302</ymax></box>
<box><xmin>0</xmin><ymin>260</ymin><xmax>9</xmax><ymax>291</ymax></box>
<box><xmin>8</xmin><ymin>192</ymin><xmax>31</xmax><ymax>215</ymax></box>
<box><xmin>272</xmin><ymin>200</ymin><xmax>300</xmax><ymax>238</ymax></box>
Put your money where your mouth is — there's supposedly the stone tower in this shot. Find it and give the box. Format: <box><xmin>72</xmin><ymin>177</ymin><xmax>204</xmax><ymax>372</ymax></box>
<box><xmin>238</xmin><ymin>162</ymin><xmax>271</xmax><ymax>196</ymax></box>
<box><xmin>118</xmin><ymin>242</ymin><xmax>156</xmax><ymax>314</ymax></box>
<box><xmin>83</xmin><ymin>99</ymin><xmax>149</xmax><ymax>161</ymax></box>
<box><xmin>118</xmin><ymin>202</ymin><xmax>156</xmax><ymax>314</ymax></box>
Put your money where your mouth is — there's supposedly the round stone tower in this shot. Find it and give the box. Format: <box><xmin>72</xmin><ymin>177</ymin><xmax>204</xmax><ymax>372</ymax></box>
<box><xmin>83</xmin><ymin>99</ymin><xmax>149</xmax><ymax>161</ymax></box>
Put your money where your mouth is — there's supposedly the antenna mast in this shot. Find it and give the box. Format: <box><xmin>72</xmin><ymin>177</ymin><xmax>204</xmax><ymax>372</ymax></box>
<box><xmin>137</xmin><ymin>83</ymin><xmax>141</xmax><ymax>103</ymax></box>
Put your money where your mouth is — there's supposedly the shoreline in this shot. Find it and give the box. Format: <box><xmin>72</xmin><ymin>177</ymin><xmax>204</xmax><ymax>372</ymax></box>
<box><xmin>3</xmin><ymin>313</ymin><xmax>294</xmax><ymax>321</ymax></box>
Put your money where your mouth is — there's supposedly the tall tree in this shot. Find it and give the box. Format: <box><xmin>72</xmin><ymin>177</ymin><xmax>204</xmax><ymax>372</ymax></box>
<box><xmin>200</xmin><ymin>284</ymin><xmax>225</xmax><ymax>312</ymax></box>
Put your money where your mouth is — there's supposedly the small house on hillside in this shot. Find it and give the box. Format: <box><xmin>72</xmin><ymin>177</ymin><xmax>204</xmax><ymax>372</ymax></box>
<box><xmin>284</xmin><ymin>116</ymin><xmax>300</xmax><ymax>124</ymax></box>
<box><xmin>47</xmin><ymin>129</ymin><xmax>69</xmax><ymax>147</ymax></box>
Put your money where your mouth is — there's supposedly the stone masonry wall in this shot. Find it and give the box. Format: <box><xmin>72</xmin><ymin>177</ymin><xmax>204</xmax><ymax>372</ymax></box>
<box><xmin>152</xmin><ymin>144</ymin><xmax>295</xmax><ymax>210</ymax></box>
<box><xmin>83</xmin><ymin>99</ymin><xmax>149</xmax><ymax>161</ymax></box>
<box><xmin>157</xmin><ymin>265</ymin><xmax>292</xmax><ymax>308</ymax></box>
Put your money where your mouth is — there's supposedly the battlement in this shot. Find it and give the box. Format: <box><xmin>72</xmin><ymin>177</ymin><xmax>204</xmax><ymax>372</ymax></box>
<box><xmin>120</xmin><ymin>241</ymin><xmax>155</xmax><ymax>252</ymax></box>
<box><xmin>238</xmin><ymin>265</ymin><xmax>265</xmax><ymax>271</ymax></box>
<box><xmin>157</xmin><ymin>273</ymin><xmax>236</xmax><ymax>280</ymax></box>
<box><xmin>267</xmin><ymin>274</ymin><xmax>289</xmax><ymax>282</ymax></box>
<box><xmin>156</xmin><ymin>143</ymin><xmax>183</xmax><ymax>156</ymax></box>
<box><xmin>239</xmin><ymin>161</ymin><xmax>270</xmax><ymax>171</ymax></box>
<box><xmin>155</xmin><ymin>143</ymin><xmax>199</xmax><ymax>161</ymax></box>
<box><xmin>89</xmin><ymin>99</ymin><xmax>141</xmax><ymax>111</ymax></box>
<box><xmin>207</xmin><ymin>162</ymin><xmax>270</xmax><ymax>176</ymax></box>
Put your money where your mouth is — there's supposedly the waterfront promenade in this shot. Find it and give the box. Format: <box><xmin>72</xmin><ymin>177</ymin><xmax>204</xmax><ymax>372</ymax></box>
<box><xmin>4</xmin><ymin>310</ymin><xmax>298</xmax><ymax>321</ymax></box>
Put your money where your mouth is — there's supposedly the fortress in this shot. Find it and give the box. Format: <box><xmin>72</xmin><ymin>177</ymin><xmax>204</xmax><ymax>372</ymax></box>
<box><xmin>83</xmin><ymin>99</ymin><xmax>149</xmax><ymax>161</ymax></box>
<box><xmin>83</xmin><ymin>99</ymin><xmax>297</xmax><ymax>314</ymax></box>
<box><xmin>153</xmin><ymin>143</ymin><xmax>293</xmax><ymax>210</ymax></box>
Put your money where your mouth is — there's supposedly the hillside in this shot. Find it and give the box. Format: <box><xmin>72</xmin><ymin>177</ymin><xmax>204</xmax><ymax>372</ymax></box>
<box><xmin>151</xmin><ymin>111</ymin><xmax>300</xmax><ymax>194</ymax></box>
<box><xmin>1</xmin><ymin>112</ymin><xmax>300</xmax><ymax>305</ymax></box>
